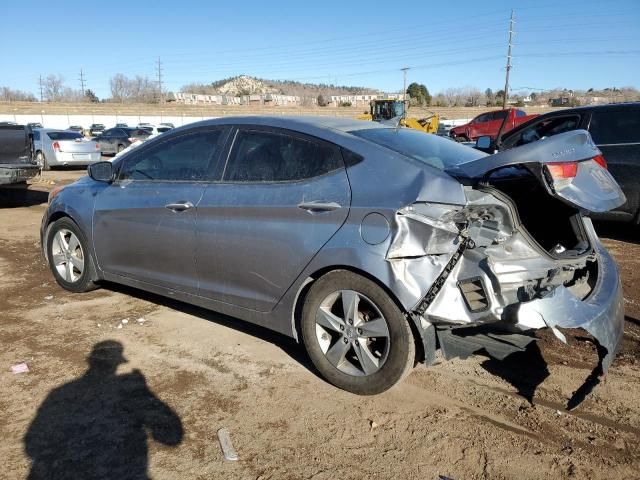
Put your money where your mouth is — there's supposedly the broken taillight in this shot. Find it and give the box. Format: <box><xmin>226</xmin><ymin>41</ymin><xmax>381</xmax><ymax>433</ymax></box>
<box><xmin>546</xmin><ymin>162</ymin><xmax>578</xmax><ymax>180</ymax></box>
<box><xmin>593</xmin><ymin>154</ymin><xmax>607</xmax><ymax>169</ymax></box>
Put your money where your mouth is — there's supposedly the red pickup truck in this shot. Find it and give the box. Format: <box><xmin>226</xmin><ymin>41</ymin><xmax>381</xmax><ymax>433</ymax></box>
<box><xmin>449</xmin><ymin>108</ymin><xmax>538</xmax><ymax>141</ymax></box>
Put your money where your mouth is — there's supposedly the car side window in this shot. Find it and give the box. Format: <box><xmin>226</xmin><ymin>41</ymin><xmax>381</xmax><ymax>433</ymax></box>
<box><xmin>502</xmin><ymin>115</ymin><xmax>581</xmax><ymax>150</ymax></box>
<box><xmin>33</xmin><ymin>130</ymin><xmax>40</xmax><ymax>141</ymax></box>
<box><xmin>119</xmin><ymin>129</ymin><xmax>224</xmax><ymax>182</ymax></box>
<box><xmin>492</xmin><ymin>110</ymin><xmax>508</xmax><ymax>120</ymax></box>
<box><xmin>223</xmin><ymin>129</ymin><xmax>342</xmax><ymax>183</ymax></box>
<box><xmin>589</xmin><ymin>110</ymin><xmax>640</xmax><ymax>145</ymax></box>
<box><xmin>474</xmin><ymin>113</ymin><xmax>490</xmax><ymax>123</ymax></box>
<box><xmin>515</xmin><ymin>110</ymin><xmax>526</xmax><ymax>117</ymax></box>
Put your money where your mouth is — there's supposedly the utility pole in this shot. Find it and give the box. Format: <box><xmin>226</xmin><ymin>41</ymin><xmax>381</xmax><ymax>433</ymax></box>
<box><xmin>502</xmin><ymin>10</ymin><xmax>514</xmax><ymax>109</ymax></box>
<box><xmin>156</xmin><ymin>57</ymin><xmax>163</xmax><ymax>104</ymax></box>
<box><xmin>38</xmin><ymin>75</ymin><xmax>44</xmax><ymax>102</ymax></box>
<box><xmin>401</xmin><ymin>67</ymin><xmax>409</xmax><ymax>117</ymax></box>
<box><xmin>79</xmin><ymin>68</ymin><xmax>86</xmax><ymax>97</ymax></box>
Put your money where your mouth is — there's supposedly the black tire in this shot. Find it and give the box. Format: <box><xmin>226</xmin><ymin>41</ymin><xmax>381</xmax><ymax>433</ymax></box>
<box><xmin>453</xmin><ymin>135</ymin><xmax>468</xmax><ymax>142</ymax></box>
<box><xmin>36</xmin><ymin>151</ymin><xmax>49</xmax><ymax>171</ymax></box>
<box><xmin>46</xmin><ymin>217</ymin><xmax>99</xmax><ymax>293</ymax></box>
<box><xmin>301</xmin><ymin>270</ymin><xmax>415</xmax><ymax>395</ymax></box>
<box><xmin>117</xmin><ymin>144</ymin><xmax>125</xmax><ymax>153</ymax></box>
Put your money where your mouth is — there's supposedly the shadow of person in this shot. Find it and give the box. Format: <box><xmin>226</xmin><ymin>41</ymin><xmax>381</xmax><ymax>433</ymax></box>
<box><xmin>24</xmin><ymin>340</ymin><xmax>183</xmax><ymax>480</ymax></box>
<box><xmin>480</xmin><ymin>342</ymin><xmax>550</xmax><ymax>404</ymax></box>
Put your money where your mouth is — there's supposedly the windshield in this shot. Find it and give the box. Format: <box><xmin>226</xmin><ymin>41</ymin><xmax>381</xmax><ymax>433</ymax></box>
<box><xmin>47</xmin><ymin>131</ymin><xmax>83</xmax><ymax>140</ymax></box>
<box><xmin>350</xmin><ymin>127</ymin><xmax>485</xmax><ymax>171</ymax></box>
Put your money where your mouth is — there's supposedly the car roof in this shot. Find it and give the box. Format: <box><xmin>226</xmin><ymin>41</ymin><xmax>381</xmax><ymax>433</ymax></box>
<box><xmin>540</xmin><ymin>101</ymin><xmax>640</xmax><ymax>115</ymax></box>
<box><xmin>192</xmin><ymin>115</ymin><xmax>391</xmax><ymax>134</ymax></box>
<box><xmin>37</xmin><ymin>128</ymin><xmax>82</xmax><ymax>133</ymax></box>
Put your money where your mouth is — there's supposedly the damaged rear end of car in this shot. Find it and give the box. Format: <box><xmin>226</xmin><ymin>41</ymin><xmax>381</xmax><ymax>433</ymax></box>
<box><xmin>382</xmin><ymin>129</ymin><xmax>625</xmax><ymax>404</ymax></box>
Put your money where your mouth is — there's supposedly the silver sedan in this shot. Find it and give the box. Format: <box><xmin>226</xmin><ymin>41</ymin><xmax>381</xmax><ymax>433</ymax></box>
<box><xmin>33</xmin><ymin>128</ymin><xmax>101</xmax><ymax>170</ymax></box>
<box><xmin>40</xmin><ymin>116</ymin><xmax>625</xmax><ymax>398</ymax></box>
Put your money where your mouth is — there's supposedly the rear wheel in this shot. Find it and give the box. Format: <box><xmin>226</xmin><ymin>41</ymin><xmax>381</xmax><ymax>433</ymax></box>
<box><xmin>36</xmin><ymin>151</ymin><xmax>49</xmax><ymax>170</ymax></box>
<box><xmin>301</xmin><ymin>270</ymin><xmax>415</xmax><ymax>395</ymax></box>
<box><xmin>46</xmin><ymin>217</ymin><xmax>98</xmax><ymax>293</ymax></box>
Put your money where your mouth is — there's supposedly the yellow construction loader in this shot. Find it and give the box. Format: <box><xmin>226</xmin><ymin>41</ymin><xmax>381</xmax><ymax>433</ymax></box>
<box><xmin>356</xmin><ymin>99</ymin><xmax>439</xmax><ymax>134</ymax></box>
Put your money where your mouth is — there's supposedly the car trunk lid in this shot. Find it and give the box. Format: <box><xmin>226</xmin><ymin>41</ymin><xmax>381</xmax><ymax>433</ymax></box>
<box><xmin>445</xmin><ymin>129</ymin><xmax>626</xmax><ymax>213</ymax></box>
<box><xmin>52</xmin><ymin>137</ymin><xmax>98</xmax><ymax>154</ymax></box>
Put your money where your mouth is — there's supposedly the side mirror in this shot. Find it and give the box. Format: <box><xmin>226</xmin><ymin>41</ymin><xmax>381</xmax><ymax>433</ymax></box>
<box><xmin>88</xmin><ymin>161</ymin><xmax>113</xmax><ymax>182</ymax></box>
<box><xmin>475</xmin><ymin>136</ymin><xmax>492</xmax><ymax>150</ymax></box>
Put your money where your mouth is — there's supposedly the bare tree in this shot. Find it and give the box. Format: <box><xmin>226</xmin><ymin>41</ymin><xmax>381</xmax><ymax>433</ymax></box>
<box><xmin>464</xmin><ymin>87</ymin><xmax>483</xmax><ymax>107</ymax></box>
<box><xmin>110</xmin><ymin>74</ymin><xmax>128</xmax><ymax>103</ymax></box>
<box><xmin>0</xmin><ymin>87</ymin><xmax>36</xmax><ymax>102</ymax></box>
<box><xmin>43</xmin><ymin>74</ymin><xmax>65</xmax><ymax>101</ymax></box>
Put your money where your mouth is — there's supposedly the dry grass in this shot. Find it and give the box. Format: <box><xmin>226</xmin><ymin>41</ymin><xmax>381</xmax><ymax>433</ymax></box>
<box><xmin>0</xmin><ymin>101</ymin><xmax>559</xmax><ymax>120</ymax></box>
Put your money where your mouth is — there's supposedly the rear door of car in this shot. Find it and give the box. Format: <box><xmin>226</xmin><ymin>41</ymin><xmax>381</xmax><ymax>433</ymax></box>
<box><xmin>93</xmin><ymin>127</ymin><xmax>229</xmax><ymax>294</ymax></box>
<box><xmin>195</xmin><ymin>125</ymin><xmax>351</xmax><ymax>312</ymax></box>
<box><xmin>587</xmin><ymin>107</ymin><xmax>640</xmax><ymax>219</ymax></box>
<box><xmin>99</xmin><ymin>129</ymin><xmax>119</xmax><ymax>154</ymax></box>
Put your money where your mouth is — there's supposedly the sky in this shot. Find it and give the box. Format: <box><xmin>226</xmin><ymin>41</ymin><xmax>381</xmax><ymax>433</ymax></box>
<box><xmin>1</xmin><ymin>0</ymin><xmax>639</xmax><ymax>99</ymax></box>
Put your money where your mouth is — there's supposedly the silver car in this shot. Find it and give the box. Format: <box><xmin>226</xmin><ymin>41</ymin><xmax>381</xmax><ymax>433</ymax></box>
<box><xmin>33</xmin><ymin>129</ymin><xmax>101</xmax><ymax>170</ymax></box>
<box><xmin>40</xmin><ymin>116</ymin><xmax>625</xmax><ymax>398</ymax></box>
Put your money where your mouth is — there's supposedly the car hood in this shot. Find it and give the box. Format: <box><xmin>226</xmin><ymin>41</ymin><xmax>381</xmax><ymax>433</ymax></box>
<box><xmin>445</xmin><ymin>129</ymin><xmax>626</xmax><ymax>213</ymax></box>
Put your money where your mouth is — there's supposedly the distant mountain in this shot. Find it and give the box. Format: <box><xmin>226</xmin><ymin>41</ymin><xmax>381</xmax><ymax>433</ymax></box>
<box><xmin>181</xmin><ymin>75</ymin><xmax>379</xmax><ymax>97</ymax></box>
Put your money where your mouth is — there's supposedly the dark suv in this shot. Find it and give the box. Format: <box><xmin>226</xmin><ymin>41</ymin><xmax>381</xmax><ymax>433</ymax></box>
<box><xmin>481</xmin><ymin>102</ymin><xmax>640</xmax><ymax>223</ymax></box>
<box><xmin>95</xmin><ymin>128</ymin><xmax>151</xmax><ymax>155</ymax></box>
<box><xmin>89</xmin><ymin>124</ymin><xmax>106</xmax><ymax>136</ymax></box>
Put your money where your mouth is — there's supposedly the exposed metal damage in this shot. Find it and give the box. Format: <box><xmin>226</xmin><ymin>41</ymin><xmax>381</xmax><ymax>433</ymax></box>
<box><xmin>384</xmin><ymin>131</ymin><xmax>626</xmax><ymax>407</ymax></box>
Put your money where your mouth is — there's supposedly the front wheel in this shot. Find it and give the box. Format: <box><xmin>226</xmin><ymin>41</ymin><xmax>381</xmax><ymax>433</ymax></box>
<box><xmin>301</xmin><ymin>270</ymin><xmax>415</xmax><ymax>395</ymax></box>
<box><xmin>46</xmin><ymin>217</ymin><xmax>98</xmax><ymax>293</ymax></box>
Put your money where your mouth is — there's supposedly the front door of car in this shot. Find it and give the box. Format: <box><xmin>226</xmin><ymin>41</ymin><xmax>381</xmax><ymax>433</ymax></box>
<box><xmin>92</xmin><ymin>127</ymin><xmax>228</xmax><ymax>294</ymax></box>
<box><xmin>588</xmin><ymin>109</ymin><xmax>640</xmax><ymax>218</ymax></box>
<box><xmin>195</xmin><ymin>126</ymin><xmax>351</xmax><ymax>312</ymax></box>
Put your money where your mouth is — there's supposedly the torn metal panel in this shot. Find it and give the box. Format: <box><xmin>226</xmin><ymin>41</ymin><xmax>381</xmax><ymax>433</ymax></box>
<box><xmin>387</xmin><ymin>203</ymin><xmax>462</xmax><ymax>258</ymax></box>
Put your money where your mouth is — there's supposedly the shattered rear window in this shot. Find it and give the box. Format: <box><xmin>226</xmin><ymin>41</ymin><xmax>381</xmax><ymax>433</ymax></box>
<box><xmin>349</xmin><ymin>127</ymin><xmax>485</xmax><ymax>171</ymax></box>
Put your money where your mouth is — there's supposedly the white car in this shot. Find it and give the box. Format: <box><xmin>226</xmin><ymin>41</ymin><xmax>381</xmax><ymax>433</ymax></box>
<box><xmin>136</xmin><ymin>123</ymin><xmax>172</xmax><ymax>135</ymax></box>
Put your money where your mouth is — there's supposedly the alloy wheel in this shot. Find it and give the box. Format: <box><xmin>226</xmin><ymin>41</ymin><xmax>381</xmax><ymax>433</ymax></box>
<box><xmin>315</xmin><ymin>290</ymin><xmax>390</xmax><ymax>376</ymax></box>
<box><xmin>51</xmin><ymin>229</ymin><xmax>85</xmax><ymax>283</ymax></box>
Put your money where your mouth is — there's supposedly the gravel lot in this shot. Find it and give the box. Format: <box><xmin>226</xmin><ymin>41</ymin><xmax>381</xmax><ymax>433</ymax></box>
<box><xmin>1</xmin><ymin>169</ymin><xmax>639</xmax><ymax>480</ymax></box>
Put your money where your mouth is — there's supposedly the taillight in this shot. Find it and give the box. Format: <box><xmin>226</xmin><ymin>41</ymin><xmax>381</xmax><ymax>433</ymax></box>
<box><xmin>593</xmin><ymin>154</ymin><xmax>607</xmax><ymax>169</ymax></box>
<box><xmin>545</xmin><ymin>161</ymin><xmax>577</xmax><ymax>191</ymax></box>
<box><xmin>95</xmin><ymin>143</ymin><xmax>100</xmax><ymax>150</ymax></box>
<box><xmin>546</xmin><ymin>162</ymin><xmax>578</xmax><ymax>180</ymax></box>
<box><xmin>52</xmin><ymin>141</ymin><xmax>61</xmax><ymax>152</ymax></box>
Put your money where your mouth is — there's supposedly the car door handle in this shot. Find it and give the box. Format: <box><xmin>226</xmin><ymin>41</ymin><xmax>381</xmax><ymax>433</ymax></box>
<box><xmin>297</xmin><ymin>201</ymin><xmax>342</xmax><ymax>213</ymax></box>
<box><xmin>165</xmin><ymin>201</ymin><xmax>194</xmax><ymax>212</ymax></box>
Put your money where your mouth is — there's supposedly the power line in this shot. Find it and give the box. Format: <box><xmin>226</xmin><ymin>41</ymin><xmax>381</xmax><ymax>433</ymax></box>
<box><xmin>79</xmin><ymin>68</ymin><xmax>86</xmax><ymax>96</ymax></box>
<box><xmin>503</xmin><ymin>10</ymin><xmax>514</xmax><ymax>108</ymax></box>
<box><xmin>156</xmin><ymin>57</ymin><xmax>163</xmax><ymax>103</ymax></box>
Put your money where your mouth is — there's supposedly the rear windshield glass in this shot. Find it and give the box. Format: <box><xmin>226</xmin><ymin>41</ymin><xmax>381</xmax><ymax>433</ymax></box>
<box><xmin>47</xmin><ymin>132</ymin><xmax>83</xmax><ymax>140</ymax></box>
<box><xmin>349</xmin><ymin>127</ymin><xmax>485</xmax><ymax>170</ymax></box>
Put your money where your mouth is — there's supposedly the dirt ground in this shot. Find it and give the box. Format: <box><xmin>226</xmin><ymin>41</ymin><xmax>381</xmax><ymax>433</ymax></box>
<box><xmin>1</xmin><ymin>170</ymin><xmax>639</xmax><ymax>480</ymax></box>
